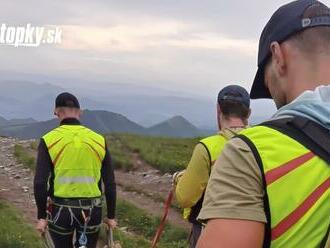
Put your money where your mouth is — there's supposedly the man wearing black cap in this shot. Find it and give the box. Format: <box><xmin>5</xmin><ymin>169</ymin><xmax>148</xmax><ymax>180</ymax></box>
<box><xmin>198</xmin><ymin>1</ymin><xmax>330</xmax><ymax>247</ymax></box>
<box><xmin>173</xmin><ymin>85</ymin><xmax>251</xmax><ymax>248</ymax></box>
<box><xmin>34</xmin><ymin>92</ymin><xmax>117</xmax><ymax>248</ymax></box>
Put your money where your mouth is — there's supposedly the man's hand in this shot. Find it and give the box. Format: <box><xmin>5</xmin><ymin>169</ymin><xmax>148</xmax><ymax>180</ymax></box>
<box><xmin>104</xmin><ymin>218</ymin><xmax>118</xmax><ymax>229</ymax></box>
<box><xmin>36</xmin><ymin>219</ymin><xmax>48</xmax><ymax>235</ymax></box>
<box><xmin>172</xmin><ymin>170</ymin><xmax>185</xmax><ymax>186</ymax></box>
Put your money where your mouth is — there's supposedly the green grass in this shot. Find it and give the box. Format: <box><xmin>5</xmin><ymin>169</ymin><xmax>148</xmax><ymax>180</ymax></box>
<box><xmin>115</xmin><ymin>199</ymin><xmax>188</xmax><ymax>247</ymax></box>
<box><xmin>113</xmin><ymin>133</ymin><xmax>199</xmax><ymax>173</ymax></box>
<box><xmin>106</xmin><ymin>135</ymin><xmax>134</xmax><ymax>171</ymax></box>
<box><xmin>0</xmin><ymin>200</ymin><xmax>43</xmax><ymax>248</ymax></box>
<box><xmin>29</xmin><ymin>141</ymin><xmax>38</xmax><ymax>150</ymax></box>
<box><xmin>14</xmin><ymin>144</ymin><xmax>36</xmax><ymax>170</ymax></box>
<box><xmin>99</xmin><ymin>198</ymin><xmax>188</xmax><ymax>248</ymax></box>
<box><xmin>100</xmin><ymin>228</ymin><xmax>151</xmax><ymax>248</ymax></box>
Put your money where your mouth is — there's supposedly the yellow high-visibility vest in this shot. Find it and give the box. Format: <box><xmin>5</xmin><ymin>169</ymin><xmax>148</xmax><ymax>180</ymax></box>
<box><xmin>43</xmin><ymin>125</ymin><xmax>106</xmax><ymax>198</ymax></box>
<box><xmin>183</xmin><ymin>134</ymin><xmax>228</xmax><ymax>220</ymax></box>
<box><xmin>240</xmin><ymin>125</ymin><xmax>330</xmax><ymax>247</ymax></box>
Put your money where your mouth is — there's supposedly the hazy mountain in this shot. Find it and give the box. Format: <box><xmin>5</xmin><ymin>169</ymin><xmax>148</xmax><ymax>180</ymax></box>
<box><xmin>0</xmin><ymin>111</ymin><xmax>206</xmax><ymax>139</ymax></box>
<box><xmin>0</xmin><ymin>81</ymin><xmax>276</xmax><ymax>129</ymax></box>
<box><xmin>81</xmin><ymin>110</ymin><xmax>145</xmax><ymax>134</ymax></box>
<box><xmin>0</xmin><ymin>110</ymin><xmax>145</xmax><ymax>139</ymax></box>
<box><xmin>0</xmin><ymin>116</ymin><xmax>7</xmax><ymax>127</ymax></box>
<box><xmin>147</xmin><ymin>115</ymin><xmax>202</xmax><ymax>138</ymax></box>
<box><xmin>0</xmin><ymin>81</ymin><xmax>215</xmax><ymax>128</ymax></box>
<box><xmin>0</xmin><ymin>81</ymin><xmax>64</xmax><ymax>120</ymax></box>
<box><xmin>0</xmin><ymin>116</ymin><xmax>37</xmax><ymax>127</ymax></box>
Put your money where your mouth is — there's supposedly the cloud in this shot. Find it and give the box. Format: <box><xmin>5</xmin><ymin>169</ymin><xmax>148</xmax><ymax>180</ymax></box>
<box><xmin>58</xmin><ymin>20</ymin><xmax>257</xmax><ymax>57</ymax></box>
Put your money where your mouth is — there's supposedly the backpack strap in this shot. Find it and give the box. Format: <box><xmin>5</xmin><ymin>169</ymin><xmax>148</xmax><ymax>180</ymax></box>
<box><xmin>261</xmin><ymin>116</ymin><xmax>330</xmax><ymax>164</ymax></box>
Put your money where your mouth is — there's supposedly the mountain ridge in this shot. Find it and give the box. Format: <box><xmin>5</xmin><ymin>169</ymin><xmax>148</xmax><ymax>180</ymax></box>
<box><xmin>0</xmin><ymin>110</ymin><xmax>207</xmax><ymax>139</ymax></box>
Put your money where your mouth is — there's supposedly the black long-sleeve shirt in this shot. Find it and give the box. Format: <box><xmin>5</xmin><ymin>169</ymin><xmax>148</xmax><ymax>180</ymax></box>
<box><xmin>33</xmin><ymin>118</ymin><xmax>116</xmax><ymax>219</ymax></box>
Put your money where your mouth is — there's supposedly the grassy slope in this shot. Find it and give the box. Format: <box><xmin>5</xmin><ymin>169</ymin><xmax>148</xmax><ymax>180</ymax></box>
<box><xmin>14</xmin><ymin>144</ymin><xmax>36</xmax><ymax>170</ymax></box>
<box><xmin>110</xmin><ymin>133</ymin><xmax>200</xmax><ymax>173</ymax></box>
<box><xmin>0</xmin><ymin>200</ymin><xmax>43</xmax><ymax>248</ymax></box>
<box><xmin>106</xmin><ymin>135</ymin><xmax>133</xmax><ymax>171</ymax></box>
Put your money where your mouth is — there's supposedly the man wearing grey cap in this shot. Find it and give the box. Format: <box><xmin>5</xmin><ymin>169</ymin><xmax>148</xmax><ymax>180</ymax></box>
<box><xmin>197</xmin><ymin>1</ymin><xmax>330</xmax><ymax>247</ymax></box>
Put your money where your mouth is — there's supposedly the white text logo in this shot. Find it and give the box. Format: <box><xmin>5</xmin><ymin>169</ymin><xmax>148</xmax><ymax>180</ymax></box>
<box><xmin>0</xmin><ymin>24</ymin><xmax>62</xmax><ymax>47</ymax></box>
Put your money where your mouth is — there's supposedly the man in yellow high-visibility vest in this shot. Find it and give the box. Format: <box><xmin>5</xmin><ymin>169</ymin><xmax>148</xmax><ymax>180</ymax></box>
<box><xmin>197</xmin><ymin>1</ymin><xmax>330</xmax><ymax>247</ymax></box>
<box><xmin>34</xmin><ymin>92</ymin><xmax>117</xmax><ymax>248</ymax></box>
<box><xmin>173</xmin><ymin>85</ymin><xmax>251</xmax><ymax>248</ymax></box>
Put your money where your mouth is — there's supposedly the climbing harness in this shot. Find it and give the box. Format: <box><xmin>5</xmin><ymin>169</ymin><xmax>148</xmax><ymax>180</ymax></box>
<box><xmin>151</xmin><ymin>189</ymin><xmax>174</xmax><ymax>248</ymax></box>
<box><xmin>78</xmin><ymin>208</ymin><xmax>92</xmax><ymax>248</ymax></box>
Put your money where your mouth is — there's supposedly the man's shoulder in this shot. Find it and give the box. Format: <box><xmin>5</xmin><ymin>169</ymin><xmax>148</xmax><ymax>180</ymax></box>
<box><xmin>200</xmin><ymin>134</ymin><xmax>226</xmax><ymax>144</ymax></box>
<box><xmin>80</xmin><ymin>126</ymin><xmax>105</xmax><ymax>142</ymax></box>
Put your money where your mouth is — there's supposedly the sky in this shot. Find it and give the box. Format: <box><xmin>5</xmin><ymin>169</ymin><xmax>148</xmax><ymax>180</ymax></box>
<box><xmin>1</xmin><ymin>0</ymin><xmax>329</xmax><ymax>98</ymax></box>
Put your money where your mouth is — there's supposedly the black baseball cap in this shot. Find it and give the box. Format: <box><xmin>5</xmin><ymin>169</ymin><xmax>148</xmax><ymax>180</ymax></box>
<box><xmin>251</xmin><ymin>0</ymin><xmax>330</xmax><ymax>99</ymax></box>
<box><xmin>218</xmin><ymin>85</ymin><xmax>250</xmax><ymax>108</ymax></box>
<box><xmin>55</xmin><ymin>92</ymin><xmax>80</xmax><ymax>109</ymax></box>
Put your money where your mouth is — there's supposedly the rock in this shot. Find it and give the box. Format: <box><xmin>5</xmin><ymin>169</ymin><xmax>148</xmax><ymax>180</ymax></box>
<box><xmin>22</xmin><ymin>186</ymin><xmax>29</xmax><ymax>192</ymax></box>
<box><xmin>119</xmin><ymin>227</ymin><xmax>128</xmax><ymax>232</ymax></box>
<box><xmin>14</xmin><ymin>175</ymin><xmax>21</xmax><ymax>179</ymax></box>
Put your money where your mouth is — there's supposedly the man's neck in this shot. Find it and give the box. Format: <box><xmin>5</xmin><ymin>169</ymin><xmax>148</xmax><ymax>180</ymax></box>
<box><xmin>288</xmin><ymin>59</ymin><xmax>330</xmax><ymax>102</ymax></box>
<box><xmin>220</xmin><ymin>117</ymin><xmax>246</xmax><ymax>130</ymax></box>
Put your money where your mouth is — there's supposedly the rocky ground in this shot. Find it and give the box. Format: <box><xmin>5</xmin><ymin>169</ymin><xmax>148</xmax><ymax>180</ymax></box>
<box><xmin>0</xmin><ymin>137</ymin><xmax>37</xmax><ymax>224</ymax></box>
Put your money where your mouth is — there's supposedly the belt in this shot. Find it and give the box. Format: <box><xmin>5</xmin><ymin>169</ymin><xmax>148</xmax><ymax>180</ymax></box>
<box><xmin>52</xmin><ymin>197</ymin><xmax>102</xmax><ymax>208</ymax></box>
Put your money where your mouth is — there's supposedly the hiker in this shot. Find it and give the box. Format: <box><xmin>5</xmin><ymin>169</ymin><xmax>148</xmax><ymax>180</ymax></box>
<box><xmin>172</xmin><ymin>85</ymin><xmax>251</xmax><ymax>248</ymax></box>
<box><xmin>197</xmin><ymin>1</ymin><xmax>330</xmax><ymax>247</ymax></box>
<box><xmin>34</xmin><ymin>92</ymin><xmax>117</xmax><ymax>248</ymax></box>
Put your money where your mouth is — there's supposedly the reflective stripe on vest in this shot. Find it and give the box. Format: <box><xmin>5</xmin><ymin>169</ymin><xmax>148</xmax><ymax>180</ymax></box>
<box><xmin>43</xmin><ymin>125</ymin><xmax>106</xmax><ymax>198</ymax></box>
<box><xmin>183</xmin><ymin>134</ymin><xmax>228</xmax><ymax>220</ymax></box>
<box><xmin>240</xmin><ymin>126</ymin><xmax>330</xmax><ymax>247</ymax></box>
<box><xmin>57</xmin><ymin>176</ymin><xmax>96</xmax><ymax>184</ymax></box>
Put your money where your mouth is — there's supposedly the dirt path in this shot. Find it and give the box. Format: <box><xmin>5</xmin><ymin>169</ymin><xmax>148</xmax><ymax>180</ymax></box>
<box><xmin>0</xmin><ymin>137</ymin><xmax>37</xmax><ymax>225</ymax></box>
<box><xmin>115</xmin><ymin>149</ymin><xmax>190</xmax><ymax>230</ymax></box>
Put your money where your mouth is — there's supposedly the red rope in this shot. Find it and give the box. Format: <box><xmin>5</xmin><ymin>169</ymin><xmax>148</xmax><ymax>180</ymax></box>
<box><xmin>151</xmin><ymin>189</ymin><xmax>174</xmax><ymax>248</ymax></box>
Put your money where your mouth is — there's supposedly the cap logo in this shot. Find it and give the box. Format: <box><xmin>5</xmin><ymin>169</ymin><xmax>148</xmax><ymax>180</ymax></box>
<box><xmin>302</xmin><ymin>18</ymin><xmax>312</xmax><ymax>27</ymax></box>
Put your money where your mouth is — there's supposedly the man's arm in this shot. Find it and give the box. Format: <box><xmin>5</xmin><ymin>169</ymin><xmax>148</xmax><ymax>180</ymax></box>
<box><xmin>175</xmin><ymin>143</ymin><xmax>210</xmax><ymax>208</ymax></box>
<box><xmin>101</xmin><ymin>143</ymin><xmax>116</xmax><ymax>219</ymax></box>
<box><xmin>33</xmin><ymin>139</ymin><xmax>52</xmax><ymax>220</ymax></box>
<box><xmin>197</xmin><ymin>219</ymin><xmax>264</xmax><ymax>248</ymax></box>
<box><xmin>197</xmin><ymin>137</ymin><xmax>266</xmax><ymax>247</ymax></box>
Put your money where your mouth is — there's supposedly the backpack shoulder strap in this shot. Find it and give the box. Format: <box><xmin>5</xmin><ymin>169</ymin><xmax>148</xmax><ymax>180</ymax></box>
<box><xmin>261</xmin><ymin>116</ymin><xmax>330</xmax><ymax>165</ymax></box>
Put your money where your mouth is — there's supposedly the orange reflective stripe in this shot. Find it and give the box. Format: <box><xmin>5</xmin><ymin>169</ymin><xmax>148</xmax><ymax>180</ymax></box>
<box><xmin>83</xmin><ymin>142</ymin><xmax>102</xmax><ymax>163</ymax></box>
<box><xmin>47</xmin><ymin>137</ymin><xmax>63</xmax><ymax>150</ymax></box>
<box><xmin>265</xmin><ymin>152</ymin><xmax>315</xmax><ymax>186</ymax></box>
<box><xmin>272</xmin><ymin>177</ymin><xmax>330</xmax><ymax>241</ymax></box>
<box><xmin>53</xmin><ymin>143</ymin><xmax>69</xmax><ymax>166</ymax></box>
<box><xmin>90</xmin><ymin>138</ymin><xmax>105</xmax><ymax>150</ymax></box>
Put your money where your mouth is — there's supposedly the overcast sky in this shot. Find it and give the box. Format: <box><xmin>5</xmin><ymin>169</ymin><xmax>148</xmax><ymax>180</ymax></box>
<box><xmin>1</xmin><ymin>0</ymin><xmax>329</xmax><ymax>98</ymax></box>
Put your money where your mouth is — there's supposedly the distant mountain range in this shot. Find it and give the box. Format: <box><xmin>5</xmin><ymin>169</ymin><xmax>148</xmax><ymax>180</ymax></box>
<box><xmin>0</xmin><ymin>110</ymin><xmax>211</xmax><ymax>139</ymax></box>
<box><xmin>0</xmin><ymin>81</ymin><xmax>277</xmax><ymax>129</ymax></box>
<box><xmin>0</xmin><ymin>117</ymin><xmax>37</xmax><ymax>127</ymax></box>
